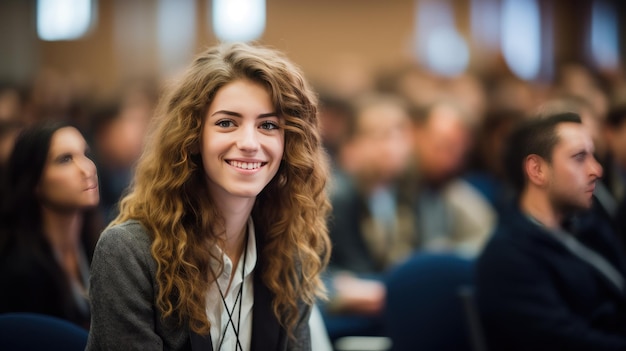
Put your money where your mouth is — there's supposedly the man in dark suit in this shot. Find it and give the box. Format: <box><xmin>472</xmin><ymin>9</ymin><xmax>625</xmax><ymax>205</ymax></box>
<box><xmin>475</xmin><ymin>112</ymin><xmax>626</xmax><ymax>351</ymax></box>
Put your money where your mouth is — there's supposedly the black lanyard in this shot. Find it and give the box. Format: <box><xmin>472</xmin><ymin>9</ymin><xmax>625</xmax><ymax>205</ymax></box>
<box><xmin>213</xmin><ymin>231</ymin><xmax>249</xmax><ymax>351</ymax></box>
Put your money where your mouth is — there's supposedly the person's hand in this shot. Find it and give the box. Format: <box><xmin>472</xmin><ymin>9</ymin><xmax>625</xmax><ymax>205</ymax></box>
<box><xmin>332</xmin><ymin>274</ymin><xmax>386</xmax><ymax>315</ymax></box>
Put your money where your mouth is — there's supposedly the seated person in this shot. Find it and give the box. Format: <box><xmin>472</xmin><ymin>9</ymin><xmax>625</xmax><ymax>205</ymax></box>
<box><xmin>475</xmin><ymin>112</ymin><xmax>626</xmax><ymax>350</ymax></box>
<box><xmin>410</xmin><ymin>100</ymin><xmax>495</xmax><ymax>257</ymax></box>
<box><xmin>324</xmin><ymin>92</ymin><xmax>414</xmax><ymax>339</ymax></box>
<box><xmin>0</xmin><ymin>121</ymin><xmax>101</xmax><ymax>328</ymax></box>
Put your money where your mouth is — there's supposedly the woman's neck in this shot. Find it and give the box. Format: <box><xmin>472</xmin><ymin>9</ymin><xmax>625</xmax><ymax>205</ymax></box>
<box><xmin>40</xmin><ymin>206</ymin><xmax>84</xmax><ymax>284</ymax></box>
<box><xmin>40</xmin><ymin>206</ymin><xmax>83</xmax><ymax>253</ymax></box>
<box><xmin>216</xmin><ymin>197</ymin><xmax>254</xmax><ymax>264</ymax></box>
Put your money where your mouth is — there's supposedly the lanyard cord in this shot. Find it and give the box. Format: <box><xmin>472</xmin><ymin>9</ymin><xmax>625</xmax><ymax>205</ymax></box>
<box><xmin>214</xmin><ymin>230</ymin><xmax>249</xmax><ymax>351</ymax></box>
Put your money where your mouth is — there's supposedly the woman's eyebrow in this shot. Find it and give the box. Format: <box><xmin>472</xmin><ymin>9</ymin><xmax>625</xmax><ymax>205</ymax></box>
<box><xmin>211</xmin><ymin>110</ymin><xmax>278</xmax><ymax>118</ymax></box>
<box><xmin>211</xmin><ymin>110</ymin><xmax>241</xmax><ymax>117</ymax></box>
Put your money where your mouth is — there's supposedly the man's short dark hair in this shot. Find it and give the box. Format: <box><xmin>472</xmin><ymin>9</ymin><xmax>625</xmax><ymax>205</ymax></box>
<box><xmin>503</xmin><ymin>112</ymin><xmax>582</xmax><ymax>194</ymax></box>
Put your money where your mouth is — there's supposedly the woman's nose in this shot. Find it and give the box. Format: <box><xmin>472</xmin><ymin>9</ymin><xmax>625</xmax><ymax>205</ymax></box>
<box><xmin>79</xmin><ymin>156</ymin><xmax>97</xmax><ymax>178</ymax></box>
<box><xmin>236</xmin><ymin>125</ymin><xmax>260</xmax><ymax>152</ymax></box>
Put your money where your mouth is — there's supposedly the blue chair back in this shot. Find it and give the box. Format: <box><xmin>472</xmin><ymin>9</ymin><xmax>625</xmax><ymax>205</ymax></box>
<box><xmin>0</xmin><ymin>312</ymin><xmax>88</xmax><ymax>351</ymax></box>
<box><xmin>384</xmin><ymin>252</ymin><xmax>474</xmax><ymax>351</ymax></box>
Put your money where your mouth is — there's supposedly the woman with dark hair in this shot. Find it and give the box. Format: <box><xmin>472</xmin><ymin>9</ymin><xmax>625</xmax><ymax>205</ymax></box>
<box><xmin>0</xmin><ymin>121</ymin><xmax>101</xmax><ymax>328</ymax></box>
<box><xmin>87</xmin><ymin>42</ymin><xmax>331</xmax><ymax>350</ymax></box>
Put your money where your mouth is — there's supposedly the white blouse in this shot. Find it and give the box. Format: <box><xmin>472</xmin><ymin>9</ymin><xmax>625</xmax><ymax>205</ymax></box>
<box><xmin>206</xmin><ymin>217</ymin><xmax>257</xmax><ymax>351</ymax></box>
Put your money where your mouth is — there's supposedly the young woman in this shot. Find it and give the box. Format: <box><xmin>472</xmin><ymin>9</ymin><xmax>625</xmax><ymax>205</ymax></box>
<box><xmin>87</xmin><ymin>43</ymin><xmax>331</xmax><ymax>350</ymax></box>
<box><xmin>0</xmin><ymin>121</ymin><xmax>101</xmax><ymax>328</ymax></box>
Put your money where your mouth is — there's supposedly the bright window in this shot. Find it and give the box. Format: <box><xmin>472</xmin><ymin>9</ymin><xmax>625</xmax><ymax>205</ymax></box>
<box><xmin>158</xmin><ymin>0</ymin><xmax>196</xmax><ymax>76</ymax></box>
<box><xmin>212</xmin><ymin>0</ymin><xmax>266</xmax><ymax>43</ymax></box>
<box><xmin>501</xmin><ymin>0</ymin><xmax>541</xmax><ymax>81</ymax></box>
<box><xmin>591</xmin><ymin>0</ymin><xmax>619</xmax><ymax>70</ymax></box>
<box><xmin>414</xmin><ymin>0</ymin><xmax>469</xmax><ymax>77</ymax></box>
<box><xmin>37</xmin><ymin>0</ymin><xmax>94</xmax><ymax>41</ymax></box>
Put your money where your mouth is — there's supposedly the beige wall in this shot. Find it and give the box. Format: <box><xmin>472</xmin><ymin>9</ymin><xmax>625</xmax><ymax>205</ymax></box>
<box><xmin>262</xmin><ymin>0</ymin><xmax>416</xmax><ymax>87</ymax></box>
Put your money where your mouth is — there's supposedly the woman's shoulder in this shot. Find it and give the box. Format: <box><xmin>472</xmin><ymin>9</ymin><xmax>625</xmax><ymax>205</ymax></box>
<box><xmin>92</xmin><ymin>219</ymin><xmax>158</xmax><ymax>275</ymax></box>
<box><xmin>96</xmin><ymin>219</ymin><xmax>152</xmax><ymax>252</ymax></box>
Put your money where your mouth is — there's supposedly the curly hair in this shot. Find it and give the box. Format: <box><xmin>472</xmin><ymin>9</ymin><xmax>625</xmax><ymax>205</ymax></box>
<box><xmin>111</xmin><ymin>42</ymin><xmax>331</xmax><ymax>335</ymax></box>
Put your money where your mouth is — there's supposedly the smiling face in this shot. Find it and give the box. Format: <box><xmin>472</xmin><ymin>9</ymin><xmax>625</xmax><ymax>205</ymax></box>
<box><xmin>546</xmin><ymin>122</ymin><xmax>603</xmax><ymax>212</ymax></box>
<box><xmin>201</xmin><ymin>79</ymin><xmax>285</xmax><ymax>203</ymax></box>
<box><xmin>37</xmin><ymin>127</ymin><xmax>99</xmax><ymax>212</ymax></box>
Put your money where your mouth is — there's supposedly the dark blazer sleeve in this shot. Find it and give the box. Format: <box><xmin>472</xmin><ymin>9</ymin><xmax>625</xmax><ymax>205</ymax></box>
<box><xmin>476</xmin><ymin>233</ymin><xmax>626</xmax><ymax>351</ymax></box>
<box><xmin>288</xmin><ymin>300</ymin><xmax>312</xmax><ymax>351</ymax></box>
<box><xmin>86</xmin><ymin>222</ymin><xmax>169</xmax><ymax>351</ymax></box>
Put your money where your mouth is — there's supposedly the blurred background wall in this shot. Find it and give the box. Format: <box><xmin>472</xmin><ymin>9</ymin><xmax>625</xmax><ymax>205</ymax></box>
<box><xmin>0</xmin><ymin>0</ymin><xmax>624</xmax><ymax>100</ymax></box>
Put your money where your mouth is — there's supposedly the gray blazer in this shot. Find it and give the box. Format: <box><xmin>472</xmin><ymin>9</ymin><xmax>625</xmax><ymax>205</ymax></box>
<box><xmin>86</xmin><ymin>220</ymin><xmax>312</xmax><ymax>351</ymax></box>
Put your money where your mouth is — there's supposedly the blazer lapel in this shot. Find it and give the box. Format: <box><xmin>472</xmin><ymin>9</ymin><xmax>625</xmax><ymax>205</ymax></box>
<box><xmin>190</xmin><ymin>331</ymin><xmax>213</xmax><ymax>351</ymax></box>
<box><xmin>250</xmin><ymin>270</ymin><xmax>281</xmax><ymax>351</ymax></box>
<box><xmin>250</xmin><ymin>223</ymin><xmax>283</xmax><ymax>351</ymax></box>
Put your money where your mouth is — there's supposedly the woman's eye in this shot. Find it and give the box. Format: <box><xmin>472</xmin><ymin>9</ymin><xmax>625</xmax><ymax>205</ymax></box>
<box><xmin>57</xmin><ymin>155</ymin><xmax>72</xmax><ymax>163</ymax></box>
<box><xmin>216</xmin><ymin>120</ymin><xmax>235</xmax><ymax>128</ymax></box>
<box><xmin>260</xmin><ymin>121</ymin><xmax>279</xmax><ymax>130</ymax></box>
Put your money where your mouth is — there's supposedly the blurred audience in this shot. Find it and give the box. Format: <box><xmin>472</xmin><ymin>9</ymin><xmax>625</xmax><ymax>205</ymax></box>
<box><xmin>604</xmin><ymin>104</ymin><xmax>626</xmax><ymax>246</ymax></box>
<box><xmin>445</xmin><ymin>73</ymin><xmax>488</xmax><ymax>126</ymax></box>
<box><xmin>0</xmin><ymin>121</ymin><xmax>102</xmax><ymax>328</ymax></box>
<box><xmin>324</xmin><ymin>92</ymin><xmax>414</xmax><ymax>339</ymax></box>
<box><xmin>0</xmin><ymin>120</ymin><xmax>23</xmax><ymax>204</ymax></box>
<box><xmin>0</xmin><ymin>84</ymin><xmax>26</xmax><ymax>123</ymax></box>
<box><xmin>465</xmin><ymin>108</ymin><xmax>527</xmax><ymax>211</ymax></box>
<box><xmin>0</xmin><ymin>120</ymin><xmax>23</xmax><ymax>172</ymax></box>
<box><xmin>89</xmin><ymin>80</ymin><xmax>156</xmax><ymax>221</ymax></box>
<box><xmin>485</xmin><ymin>74</ymin><xmax>540</xmax><ymax>113</ymax></box>
<box><xmin>317</xmin><ymin>92</ymin><xmax>355</xmax><ymax>194</ymax></box>
<box><xmin>603</xmin><ymin>105</ymin><xmax>626</xmax><ymax>202</ymax></box>
<box><xmin>554</xmin><ymin>63</ymin><xmax>610</xmax><ymax>120</ymax></box>
<box><xmin>409</xmin><ymin>99</ymin><xmax>495</xmax><ymax>256</ymax></box>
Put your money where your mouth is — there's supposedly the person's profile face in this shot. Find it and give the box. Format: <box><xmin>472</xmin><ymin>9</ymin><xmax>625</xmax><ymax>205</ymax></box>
<box><xmin>546</xmin><ymin>122</ymin><xmax>602</xmax><ymax>211</ymax></box>
<box><xmin>200</xmin><ymin>79</ymin><xmax>284</xmax><ymax>202</ymax></box>
<box><xmin>37</xmin><ymin>127</ymin><xmax>99</xmax><ymax>211</ymax></box>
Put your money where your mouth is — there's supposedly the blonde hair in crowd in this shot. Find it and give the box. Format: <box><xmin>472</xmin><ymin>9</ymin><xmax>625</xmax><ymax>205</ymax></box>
<box><xmin>111</xmin><ymin>42</ymin><xmax>331</xmax><ymax>335</ymax></box>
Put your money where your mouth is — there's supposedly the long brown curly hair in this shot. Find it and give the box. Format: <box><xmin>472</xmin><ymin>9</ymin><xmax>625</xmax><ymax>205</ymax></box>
<box><xmin>111</xmin><ymin>42</ymin><xmax>331</xmax><ymax>335</ymax></box>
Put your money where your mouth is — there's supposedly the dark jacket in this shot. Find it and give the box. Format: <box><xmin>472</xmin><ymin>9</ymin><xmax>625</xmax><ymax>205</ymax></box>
<box><xmin>0</xmin><ymin>238</ymin><xmax>91</xmax><ymax>328</ymax></box>
<box><xmin>328</xmin><ymin>179</ymin><xmax>417</xmax><ymax>275</ymax></box>
<box><xmin>475</xmin><ymin>202</ymin><xmax>626</xmax><ymax>351</ymax></box>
